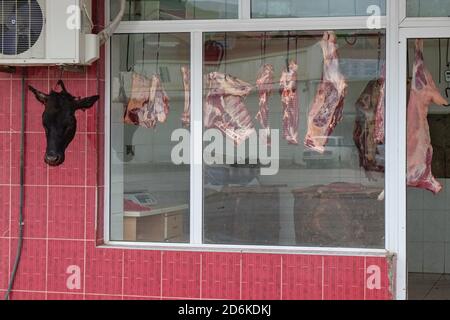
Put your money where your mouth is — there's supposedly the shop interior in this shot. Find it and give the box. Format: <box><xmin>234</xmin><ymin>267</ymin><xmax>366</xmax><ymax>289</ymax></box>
<box><xmin>407</xmin><ymin>38</ymin><xmax>450</xmax><ymax>300</ymax></box>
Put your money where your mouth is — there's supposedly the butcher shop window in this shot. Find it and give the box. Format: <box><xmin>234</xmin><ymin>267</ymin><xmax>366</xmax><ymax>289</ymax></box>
<box><xmin>406</xmin><ymin>0</ymin><xmax>450</xmax><ymax>17</ymax></box>
<box><xmin>251</xmin><ymin>0</ymin><xmax>386</xmax><ymax>18</ymax></box>
<box><xmin>110</xmin><ymin>0</ymin><xmax>239</xmax><ymax>20</ymax></box>
<box><xmin>110</xmin><ymin>32</ymin><xmax>191</xmax><ymax>242</ymax></box>
<box><xmin>202</xmin><ymin>30</ymin><xmax>386</xmax><ymax>248</ymax></box>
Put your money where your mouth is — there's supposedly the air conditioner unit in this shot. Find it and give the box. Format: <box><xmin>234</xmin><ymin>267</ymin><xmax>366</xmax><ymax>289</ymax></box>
<box><xmin>0</xmin><ymin>0</ymin><xmax>99</xmax><ymax>66</ymax></box>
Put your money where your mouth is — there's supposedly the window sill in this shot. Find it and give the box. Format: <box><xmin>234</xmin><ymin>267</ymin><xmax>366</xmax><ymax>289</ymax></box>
<box><xmin>100</xmin><ymin>241</ymin><xmax>390</xmax><ymax>257</ymax></box>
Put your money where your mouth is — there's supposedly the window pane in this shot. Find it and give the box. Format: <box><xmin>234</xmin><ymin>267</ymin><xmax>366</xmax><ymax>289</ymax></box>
<box><xmin>251</xmin><ymin>0</ymin><xmax>386</xmax><ymax>18</ymax></box>
<box><xmin>110</xmin><ymin>33</ymin><xmax>190</xmax><ymax>243</ymax></box>
<box><xmin>203</xmin><ymin>30</ymin><xmax>386</xmax><ymax>248</ymax></box>
<box><xmin>110</xmin><ymin>0</ymin><xmax>239</xmax><ymax>21</ymax></box>
<box><xmin>406</xmin><ymin>0</ymin><xmax>450</xmax><ymax>17</ymax></box>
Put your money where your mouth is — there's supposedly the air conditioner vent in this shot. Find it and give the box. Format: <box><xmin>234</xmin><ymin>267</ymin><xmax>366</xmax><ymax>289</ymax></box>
<box><xmin>0</xmin><ymin>0</ymin><xmax>44</xmax><ymax>55</ymax></box>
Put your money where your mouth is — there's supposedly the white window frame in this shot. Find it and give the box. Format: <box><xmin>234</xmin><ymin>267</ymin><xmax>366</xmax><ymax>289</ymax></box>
<box><xmin>394</xmin><ymin>0</ymin><xmax>450</xmax><ymax>302</ymax></box>
<box><xmin>103</xmin><ymin>0</ymin><xmax>397</xmax><ymax>277</ymax></box>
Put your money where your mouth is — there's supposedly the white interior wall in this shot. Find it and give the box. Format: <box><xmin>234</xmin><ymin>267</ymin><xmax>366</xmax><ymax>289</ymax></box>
<box><xmin>407</xmin><ymin>38</ymin><xmax>450</xmax><ymax>274</ymax></box>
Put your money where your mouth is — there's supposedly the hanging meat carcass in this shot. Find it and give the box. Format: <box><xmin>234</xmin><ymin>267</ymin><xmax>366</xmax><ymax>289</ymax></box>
<box><xmin>181</xmin><ymin>66</ymin><xmax>190</xmax><ymax>128</ymax></box>
<box><xmin>407</xmin><ymin>39</ymin><xmax>449</xmax><ymax>194</ymax></box>
<box><xmin>256</xmin><ymin>64</ymin><xmax>274</xmax><ymax>145</ymax></box>
<box><xmin>353</xmin><ymin>78</ymin><xmax>385</xmax><ymax>180</ymax></box>
<box><xmin>279</xmin><ymin>60</ymin><xmax>299</xmax><ymax>145</ymax></box>
<box><xmin>124</xmin><ymin>73</ymin><xmax>170</xmax><ymax>128</ymax></box>
<box><xmin>124</xmin><ymin>72</ymin><xmax>151</xmax><ymax>126</ymax></box>
<box><xmin>204</xmin><ymin>72</ymin><xmax>255</xmax><ymax>145</ymax></box>
<box><xmin>150</xmin><ymin>74</ymin><xmax>170</xmax><ymax>124</ymax></box>
<box><xmin>374</xmin><ymin>65</ymin><xmax>386</xmax><ymax>144</ymax></box>
<box><xmin>305</xmin><ymin>31</ymin><xmax>348</xmax><ymax>153</ymax></box>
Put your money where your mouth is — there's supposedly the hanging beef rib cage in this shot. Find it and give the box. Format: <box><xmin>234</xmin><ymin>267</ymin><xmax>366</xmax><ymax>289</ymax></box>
<box><xmin>204</xmin><ymin>72</ymin><xmax>255</xmax><ymax>145</ymax></box>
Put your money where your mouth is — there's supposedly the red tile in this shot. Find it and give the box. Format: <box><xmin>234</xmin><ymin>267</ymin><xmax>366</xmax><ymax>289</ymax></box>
<box><xmin>96</xmin><ymin>134</ymin><xmax>105</xmax><ymax>186</ymax></box>
<box><xmin>49</xmin><ymin>67</ymin><xmax>87</xmax><ymax>80</ymax></box>
<box><xmin>9</xmin><ymin>291</ymin><xmax>46</xmax><ymax>300</ymax></box>
<box><xmin>323</xmin><ymin>256</ymin><xmax>365</xmax><ymax>300</ymax></box>
<box><xmin>365</xmin><ymin>257</ymin><xmax>393</xmax><ymax>300</ymax></box>
<box><xmin>85</xmin><ymin>242</ymin><xmax>123</xmax><ymax>295</ymax></box>
<box><xmin>48</xmin><ymin>134</ymin><xmax>86</xmax><ymax>186</ymax></box>
<box><xmin>123</xmin><ymin>250</ymin><xmax>162</xmax><ymax>297</ymax></box>
<box><xmin>85</xmin><ymin>187</ymin><xmax>97</xmax><ymax>241</ymax></box>
<box><xmin>47</xmin><ymin>293</ymin><xmax>84</xmax><ymax>300</ymax></box>
<box><xmin>11</xmin><ymin>133</ymin><xmax>48</xmax><ymax>186</ymax></box>
<box><xmin>47</xmin><ymin>187</ymin><xmax>86</xmax><ymax>240</ymax></box>
<box><xmin>9</xmin><ymin>239</ymin><xmax>46</xmax><ymax>292</ymax></box>
<box><xmin>85</xmin><ymin>294</ymin><xmax>122</xmax><ymax>300</ymax></box>
<box><xmin>10</xmin><ymin>186</ymin><xmax>47</xmax><ymax>238</ymax></box>
<box><xmin>86</xmin><ymin>134</ymin><xmax>98</xmax><ymax>187</ymax></box>
<box><xmin>0</xmin><ymin>80</ymin><xmax>11</xmax><ymax>131</ymax></box>
<box><xmin>201</xmin><ymin>252</ymin><xmax>240</xmax><ymax>300</ymax></box>
<box><xmin>0</xmin><ymin>238</ymin><xmax>9</xmax><ymax>290</ymax></box>
<box><xmin>0</xmin><ymin>133</ymin><xmax>11</xmax><ymax>184</ymax></box>
<box><xmin>0</xmin><ymin>186</ymin><xmax>10</xmax><ymax>238</ymax></box>
<box><xmin>162</xmin><ymin>251</ymin><xmax>201</xmax><ymax>299</ymax></box>
<box><xmin>123</xmin><ymin>296</ymin><xmax>160</xmax><ymax>300</ymax></box>
<box><xmin>47</xmin><ymin>240</ymin><xmax>85</xmax><ymax>293</ymax></box>
<box><xmin>282</xmin><ymin>255</ymin><xmax>323</xmax><ymax>300</ymax></box>
<box><xmin>86</xmin><ymin>80</ymin><xmax>102</xmax><ymax>133</ymax></box>
<box><xmin>0</xmin><ymin>71</ymin><xmax>12</xmax><ymax>80</ymax></box>
<box><xmin>12</xmin><ymin>79</ymin><xmax>47</xmax><ymax>133</ymax></box>
<box><xmin>96</xmin><ymin>186</ymin><xmax>105</xmax><ymax>244</ymax></box>
<box><xmin>241</xmin><ymin>254</ymin><xmax>282</xmax><ymax>300</ymax></box>
<box><xmin>26</xmin><ymin>67</ymin><xmax>49</xmax><ymax>79</ymax></box>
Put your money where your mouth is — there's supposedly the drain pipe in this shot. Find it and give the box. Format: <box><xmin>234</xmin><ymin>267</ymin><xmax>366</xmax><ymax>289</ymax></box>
<box><xmin>98</xmin><ymin>0</ymin><xmax>126</xmax><ymax>46</ymax></box>
<box><xmin>4</xmin><ymin>67</ymin><xmax>27</xmax><ymax>300</ymax></box>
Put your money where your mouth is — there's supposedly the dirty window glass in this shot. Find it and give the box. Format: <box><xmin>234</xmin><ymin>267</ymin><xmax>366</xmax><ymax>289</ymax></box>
<box><xmin>202</xmin><ymin>30</ymin><xmax>386</xmax><ymax>248</ymax></box>
<box><xmin>407</xmin><ymin>0</ymin><xmax>450</xmax><ymax>17</ymax></box>
<box><xmin>111</xmin><ymin>0</ymin><xmax>239</xmax><ymax>21</ymax></box>
<box><xmin>251</xmin><ymin>0</ymin><xmax>386</xmax><ymax>18</ymax></box>
<box><xmin>110</xmin><ymin>33</ymin><xmax>190</xmax><ymax>243</ymax></box>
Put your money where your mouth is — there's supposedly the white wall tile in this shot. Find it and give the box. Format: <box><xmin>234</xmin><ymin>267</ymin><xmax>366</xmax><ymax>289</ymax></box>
<box><xmin>408</xmin><ymin>242</ymin><xmax>424</xmax><ymax>273</ymax></box>
<box><xmin>424</xmin><ymin>242</ymin><xmax>446</xmax><ymax>274</ymax></box>
<box><xmin>407</xmin><ymin>210</ymin><xmax>423</xmax><ymax>242</ymax></box>
<box><xmin>424</xmin><ymin>210</ymin><xmax>446</xmax><ymax>242</ymax></box>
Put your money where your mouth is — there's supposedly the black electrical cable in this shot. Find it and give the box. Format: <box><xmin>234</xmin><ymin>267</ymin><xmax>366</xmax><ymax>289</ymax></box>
<box><xmin>4</xmin><ymin>67</ymin><xmax>27</xmax><ymax>300</ymax></box>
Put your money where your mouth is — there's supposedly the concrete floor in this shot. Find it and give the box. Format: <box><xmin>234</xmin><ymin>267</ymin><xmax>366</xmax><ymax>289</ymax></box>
<box><xmin>408</xmin><ymin>273</ymin><xmax>450</xmax><ymax>300</ymax></box>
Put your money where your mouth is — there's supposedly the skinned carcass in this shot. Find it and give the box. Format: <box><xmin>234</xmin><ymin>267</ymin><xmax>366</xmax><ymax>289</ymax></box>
<box><xmin>181</xmin><ymin>66</ymin><xmax>190</xmax><ymax>127</ymax></box>
<box><xmin>280</xmin><ymin>60</ymin><xmax>299</xmax><ymax>145</ymax></box>
<box><xmin>124</xmin><ymin>73</ymin><xmax>170</xmax><ymax>128</ymax></box>
<box><xmin>256</xmin><ymin>64</ymin><xmax>274</xmax><ymax>145</ymax></box>
<box><xmin>204</xmin><ymin>72</ymin><xmax>255</xmax><ymax>145</ymax></box>
<box><xmin>375</xmin><ymin>65</ymin><xmax>386</xmax><ymax>144</ymax></box>
<box><xmin>305</xmin><ymin>31</ymin><xmax>347</xmax><ymax>153</ymax></box>
<box><xmin>124</xmin><ymin>72</ymin><xmax>151</xmax><ymax>126</ymax></box>
<box><xmin>407</xmin><ymin>39</ymin><xmax>449</xmax><ymax>194</ymax></box>
<box><xmin>353</xmin><ymin>78</ymin><xmax>385</xmax><ymax>180</ymax></box>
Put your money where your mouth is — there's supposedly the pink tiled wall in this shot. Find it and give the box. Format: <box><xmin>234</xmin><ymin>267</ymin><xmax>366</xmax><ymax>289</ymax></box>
<box><xmin>0</xmin><ymin>1</ymin><xmax>395</xmax><ymax>300</ymax></box>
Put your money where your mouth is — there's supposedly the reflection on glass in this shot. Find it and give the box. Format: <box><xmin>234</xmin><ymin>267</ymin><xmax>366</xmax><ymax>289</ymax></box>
<box><xmin>251</xmin><ymin>0</ymin><xmax>386</xmax><ymax>18</ymax></box>
<box><xmin>203</xmin><ymin>30</ymin><xmax>386</xmax><ymax>248</ymax></box>
<box><xmin>110</xmin><ymin>33</ymin><xmax>190</xmax><ymax>242</ymax></box>
<box><xmin>111</xmin><ymin>0</ymin><xmax>239</xmax><ymax>20</ymax></box>
<box><xmin>407</xmin><ymin>0</ymin><xmax>450</xmax><ymax>17</ymax></box>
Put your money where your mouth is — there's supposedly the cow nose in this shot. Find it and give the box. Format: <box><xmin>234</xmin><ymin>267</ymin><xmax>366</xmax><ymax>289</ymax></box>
<box><xmin>45</xmin><ymin>154</ymin><xmax>60</xmax><ymax>163</ymax></box>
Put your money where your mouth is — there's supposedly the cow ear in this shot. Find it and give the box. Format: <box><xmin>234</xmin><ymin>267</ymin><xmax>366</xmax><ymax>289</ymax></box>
<box><xmin>74</xmin><ymin>95</ymin><xmax>100</xmax><ymax>111</ymax></box>
<box><xmin>29</xmin><ymin>85</ymin><xmax>48</xmax><ymax>105</ymax></box>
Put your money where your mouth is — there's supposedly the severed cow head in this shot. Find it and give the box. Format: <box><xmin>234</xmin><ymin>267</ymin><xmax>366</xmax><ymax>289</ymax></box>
<box><xmin>29</xmin><ymin>80</ymin><xmax>99</xmax><ymax>166</ymax></box>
